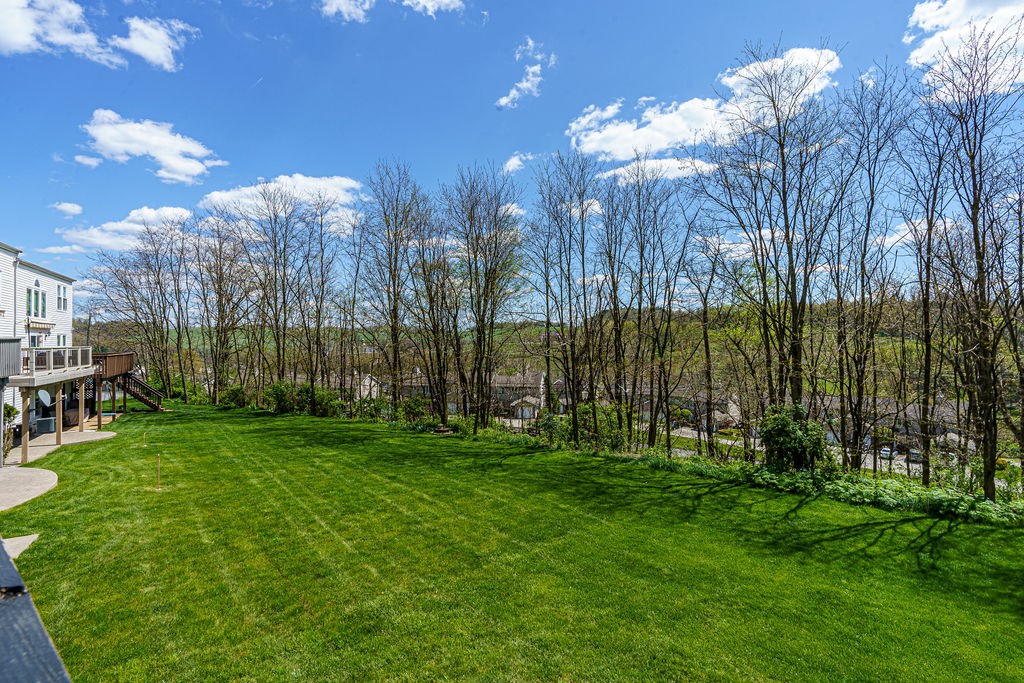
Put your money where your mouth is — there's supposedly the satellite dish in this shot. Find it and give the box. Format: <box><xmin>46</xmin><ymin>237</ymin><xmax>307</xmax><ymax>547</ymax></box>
<box><xmin>37</xmin><ymin>389</ymin><xmax>51</xmax><ymax>406</ymax></box>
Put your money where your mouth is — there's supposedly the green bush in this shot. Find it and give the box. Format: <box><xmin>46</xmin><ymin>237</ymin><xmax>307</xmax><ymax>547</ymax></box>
<box><xmin>355</xmin><ymin>397</ymin><xmax>391</xmax><ymax>421</ymax></box>
<box><xmin>221</xmin><ymin>385</ymin><xmax>249</xmax><ymax>409</ymax></box>
<box><xmin>3</xmin><ymin>403</ymin><xmax>19</xmax><ymax>458</ymax></box>
<box><xmin>760</xmin><ymin>404</ymin><xmax>830</xmax><ymax>471</ymax></box>
<box><xmin>403</xmin><ymin>417</ymin><xmax>441</xmax><ymax>433</ymax></box>
<box><xmin>264</xmin><ymin>381</ymin><xmax>299</xmax><ymax>415</ymax></box>
<box><xmin>537</xmin><ymin>410</ymin><xmax>572</xmax><ymax>447</ymax></box>
<box><xmin>446</xmin><ymin>416</ymin><xmax>471</xmax><ymax>435</ymax></box>
<box><xmin>618</xmin><ymin>452</ymin><xmax>1024</xmax><ymax>527</ymax></box>
<box><xmin>399</xmin><ymin>395</ymin><xmax>430</xmax><ymax>423</ymax></box>
<box><xmin>297</xmin><ymin>384</ymin><xmax>342</xmax><ymax>418</ymax></box>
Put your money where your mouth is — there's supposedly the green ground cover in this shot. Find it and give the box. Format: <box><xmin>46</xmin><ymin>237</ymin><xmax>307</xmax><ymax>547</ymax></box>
<box><xmin>2</xmin><ymin>405</ymin><xmax>1022</xmax><ymax>681</ymax></box>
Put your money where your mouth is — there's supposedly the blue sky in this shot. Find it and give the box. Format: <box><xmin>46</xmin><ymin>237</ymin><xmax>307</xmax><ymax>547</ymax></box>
<box><xmin>0</xmin><ymin>0</ymin><xmax>1015</xmax><ymax>283</ymax></box>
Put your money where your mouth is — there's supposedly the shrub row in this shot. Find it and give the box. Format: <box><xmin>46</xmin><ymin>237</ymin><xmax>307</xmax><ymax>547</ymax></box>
<box><xmin>621</xmin><ymin>453</ymin><xmax>1024</xmax><ymax>526</ymax></box>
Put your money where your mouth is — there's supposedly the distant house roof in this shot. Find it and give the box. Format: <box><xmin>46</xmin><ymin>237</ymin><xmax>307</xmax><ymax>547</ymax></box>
<box><xmin>493</xmin><ymin>371</ymin><xmax>543</xmax><ymax>387</ymax></box>
<box><xmin>511</xmin><ymin>395</ymin><xmax>542</xmax><ymax>407</ymax></box>
<box><xmin>817</xmin><ymin>393</ymin><xmax>959</xmax><ymax>423</ymax></box>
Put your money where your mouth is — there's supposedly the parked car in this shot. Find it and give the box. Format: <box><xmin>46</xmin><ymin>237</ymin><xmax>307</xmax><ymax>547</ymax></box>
<box><xmin>907</xmin><ymin>449</ymin><xmax>924</xmax><ymax>463</ymax></box>
<box><xmin>878</xmin><ymin>447</ymin><xmax>894</xmax><ymax>460</ymax></box>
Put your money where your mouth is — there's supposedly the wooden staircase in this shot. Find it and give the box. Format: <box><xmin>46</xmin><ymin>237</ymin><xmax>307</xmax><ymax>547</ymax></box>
<box><xmin>123</xmin><ymin>374</ymin><xmax>166</xmax><ymax>411</ymax></box>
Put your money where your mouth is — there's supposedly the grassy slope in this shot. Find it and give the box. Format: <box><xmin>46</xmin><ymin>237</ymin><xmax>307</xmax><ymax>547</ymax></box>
<box><xmin>1</xmin><ymin>405</ymin><xmax>1022</xmax><ymax>681</ymax></box>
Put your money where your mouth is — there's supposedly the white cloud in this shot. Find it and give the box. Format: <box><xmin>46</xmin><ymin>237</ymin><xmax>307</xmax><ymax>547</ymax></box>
<box><xmin>497</xmin><ymin>36</ymin><xmax>556</xmax><ymax>110</ymax></box>
<box><xmin>719</xmin><ymin>47</ymin><xmax>841</xmax><ymax>126</ymax></box>
<box><xmin>322</xmin><ymin>0</ymin><xmax>376</xmax><ymax>22</ymax></box>
<box><xmin>859</xmin><ymin>66</ymin><xmax>878</xmax><ymax>88</ymax></box>
<box><xmin>503</xmin><ymin>151</ymin><xmax>535</xmax><ymax>174</ymax></box>
<box><xmin>38</xmin><ymin>244</ymin><xmax>86</xmax><ymax>254</ymax></box>
<box><xmin>566</xmin><ymin>47</ymin><xmax>841</xmax><ymax>161</ymax></box>
<box><xmin>81</xmin><ymin>109</ymin><xmax>226</xmax><ymax>185</ymax></box>
<box><xmin>0</xmin><ymin>1</ymin><xmax>196</xmax><ymax>69</ymax></box>
<box><xmin>502</xmin><ymin>202</ymin><xmax>526</xmax><ymax>218</ymax></box>
<box><xmin>515</xmin><ymin>35</ymin><xmax>556</xmax><ymax>66</ymax></box>
<box><xmin>200</xmin><ymin>173</ymin><xmax>362</xmax><ymax>209</ymax></box>
<box><xmin>50</xmin><ymin>201</ymin><xmax>83</xmax><ymax>217</ymax></box>
<box><xmin>57</xmin><ymin>205</ymin><xmax>191</xmax><ymax>251</ymax></box>
<box><xmin>108</xmin><ymin>17</ymin><xmax>198</xmax><ymax>72</ymax></box>
<box><xmin>401</xmin><ymin>0</ymin><xmax>464</xmax><ymax>17</ymax></box>
<box><xmin>74</xmin><ymin>154</ymin><xmax>102</xmax><ymax>167</ymax></box>
<box><xmin>567</xmin><ymin>198</ymin><xmax>602</xmax><ymax>221</ymax></box>
<box><xmin>199</xmin><ymin>173</ymin><xmax>362</xmax><ymax>229</ymax></box>
<box><xmin>321</xmin><ymin>0</ymin><xmax>463</xmax><ymax>22</ymax></box>
<box><xmin>0</xmin><ymin>0</ymin><xmax>121</xmax><ymax>65</ymax></box>
<box><xmin>73</xmin><ymin>277</ymin><xmax>102</xmax><ymax>297</ymax></box>
<box><xmin>568</xmin><ymin>98</ymin><xmax>722</xmax><ymax>161</ymax></box>
<box><xmin>598</xmin><ymin>157</ymin><xmax>718</xmax><ymax>182</ymax></box>
<box><xmin>905</xmin><ymin>0</ymin><xmax>1024</xmax><ymax>87</ymax></box>
<box><xmin>496</xmin><ymin>63</ymin><xmax>543</xmax><ymax>109</ymax></box>
<box><xmin>875</xmin><ymin>221</ymin><xmax>916</xmax><ymax>250</ymax></box>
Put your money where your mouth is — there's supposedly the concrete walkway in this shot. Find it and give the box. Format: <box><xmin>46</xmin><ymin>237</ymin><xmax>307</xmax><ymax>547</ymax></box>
<box><xmin>0</xmin><ymin>468</ymin><xmax>57</xmax><ymax>512</ymax></box>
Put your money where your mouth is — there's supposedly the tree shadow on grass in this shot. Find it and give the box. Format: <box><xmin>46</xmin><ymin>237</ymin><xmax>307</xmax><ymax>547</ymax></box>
<box><xmin>146</xmin><ymin>409</ymin><xmax>1024</xmax><ymax>620</ymax></box>
<box><xmin>377</xmin><ymin>441</ymin><xmax>1024</xmax><ymax>619</ymax></box>
<box><xmin>740</xmin><ymin>495</ymin><xmax>1024</xmax><ymax>619</ymax></box>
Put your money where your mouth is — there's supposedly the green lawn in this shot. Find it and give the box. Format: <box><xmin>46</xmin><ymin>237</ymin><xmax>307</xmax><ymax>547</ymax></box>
<box><xmin>2</xmin><ymin>405</ymin><xmax>1023</xmax><ymax>681</ymax></box>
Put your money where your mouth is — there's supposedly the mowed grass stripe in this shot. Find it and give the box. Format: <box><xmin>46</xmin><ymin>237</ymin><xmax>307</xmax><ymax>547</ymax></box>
<box><xmin>1</xmin><ymin>404</ymin><xmax>1022</xmax><ymax>681</ymax></box>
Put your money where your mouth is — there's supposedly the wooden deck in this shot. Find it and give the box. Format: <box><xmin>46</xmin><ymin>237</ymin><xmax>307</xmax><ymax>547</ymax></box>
<box><xmin>94</xmin><ymin>352</ymin><xmax>136</xmax><ymax>379</ymax></box>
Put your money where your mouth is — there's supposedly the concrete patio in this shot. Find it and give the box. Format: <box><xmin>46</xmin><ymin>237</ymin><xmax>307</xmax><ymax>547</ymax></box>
<box><xmin>5</xmin><ymin>422</ymin><xmax>119</xmax><ymax>467</ymax></box>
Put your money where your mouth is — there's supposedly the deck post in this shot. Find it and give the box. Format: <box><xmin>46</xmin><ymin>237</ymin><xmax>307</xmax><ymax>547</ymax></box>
<box><xmin>20</xmin><ymin>388</ymin><xmax>30</xmax><ymax>464</ymax></box>
<box><xmin>78</xmin><ymin>379</ymin><xmax>85</xmax><ymax>433</ymax></box>
<box><xmin>122</xmin><ymin>377</ymin><xmax>127</xmax><ymax>413</ymax></box>
<box><xmin>55</xmin><ymin>384</ymin><xmax>63</xmax><ymax>446</ymax></box>
<box><xmin>96</xmin><ymin>377</ymin><xmax>103</xmax><ymax>429</ymax></box>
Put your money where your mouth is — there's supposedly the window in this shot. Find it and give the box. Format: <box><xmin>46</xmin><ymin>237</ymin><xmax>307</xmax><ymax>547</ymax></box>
<box><xmin>26</xmin><ymin>280</ymin><xmax>46</xmax><ymax>318</ymax></box>
<box><xmin>56</xmin><ymin>285</ymin><xmax>69</xmax><ymax>312</ymax></box>
<box><xmin>56</xmin><ymin>334</ymin><xmax>67</xmax><ymax>347</ymax></box>
<box><xmin>29</xmin><ymin>335</ymin><xmax>40</xmax><ymax>348</ymax></box>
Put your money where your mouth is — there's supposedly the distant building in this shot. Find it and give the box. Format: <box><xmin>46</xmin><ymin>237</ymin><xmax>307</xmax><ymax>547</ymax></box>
<box><xmin>493</xmin><ymin>371</ymin><xmax>545</xmax><ymax>416</ymax></box>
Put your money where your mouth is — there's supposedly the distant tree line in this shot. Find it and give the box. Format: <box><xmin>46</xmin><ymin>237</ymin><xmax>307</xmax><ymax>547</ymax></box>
<box><xmin>87</xmin><ymin>22</ymin><xmax>1024</xmax><ymax>501</ymax></box>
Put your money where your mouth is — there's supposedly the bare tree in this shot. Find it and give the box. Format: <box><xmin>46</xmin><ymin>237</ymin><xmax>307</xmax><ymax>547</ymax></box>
<box><xmin>696</xmin><ymin>43</ymin><xmax>849</xmax><ymax>410</ymax></box>
<box><xmin>191</xmin><ymin>213</ymin><xmax>251</xmax><ymax>404</ymax></box>
<box><xmin>826</xmin><ymin>63</ymin><xmax>906</xmax><ymax>470</ymax></box>
<box><xmin>361</xmin><ymin>160</ymin><xmax>425</xmax><ymax>411</ymax></box>
<box><xmin>899</xmin><ymin>75</ymin><xmax>955</xmax><ymax>484</ymax></box>
<box><xmin>925</xmin><ymin>19</ymin><xmax>1024</xmax><ymax>500</ymax></box>
<box><xmin>296</xmin><ymin>196</ymin><xmax>342</xmax><ymax>410</ymax></box>
<box><xmin>406</xmin><ymin>199</ymin><xmax>456</xmax><ymax>424</ymax></box>
<box><xmin>536</xmin><ymin>151</ymin><xmax>602</xmax><ymax>446</ymax></box>
<box><xmin>443</xmin><ymin>165</ymin><xmax>524</xmax><ymax>432</ymax></box>
<box><xmin>220</xmin><ymin>184</ymin><xmax>304</xmax><ymax>390</ymax></box>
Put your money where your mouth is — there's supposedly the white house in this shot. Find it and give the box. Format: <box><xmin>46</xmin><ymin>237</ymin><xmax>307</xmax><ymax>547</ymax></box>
<box><xmin>0</xmin><ymin>241</ymin><xmax>96</xmax><ymax>463</ymax></box>
<box><xmin>0</xmin><ymin>241</ymin><xmax>75</xmax><ymax>351</ymax></box>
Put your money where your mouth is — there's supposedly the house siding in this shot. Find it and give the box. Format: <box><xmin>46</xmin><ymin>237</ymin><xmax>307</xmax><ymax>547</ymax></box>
<box><xmin>0</xmin><ymin>246</ymin><xmax>76</xmax><ymax>411</ymax></box>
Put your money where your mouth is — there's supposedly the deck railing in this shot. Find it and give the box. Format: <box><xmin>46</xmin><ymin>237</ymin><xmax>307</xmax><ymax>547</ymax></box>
<box><xmin>20</xmin><ymin>347</ymin><xmax>93</xmax><ymax>376</ymax></box>
<box><xmin>0</xmin><ymin>338</ymin><xmax>21</xmax><ymax>378</ymax></box>
<box><xmin>94</xmin><ymin>352</ymin><xmax>137</xmax><ymax>379</ymax></box>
